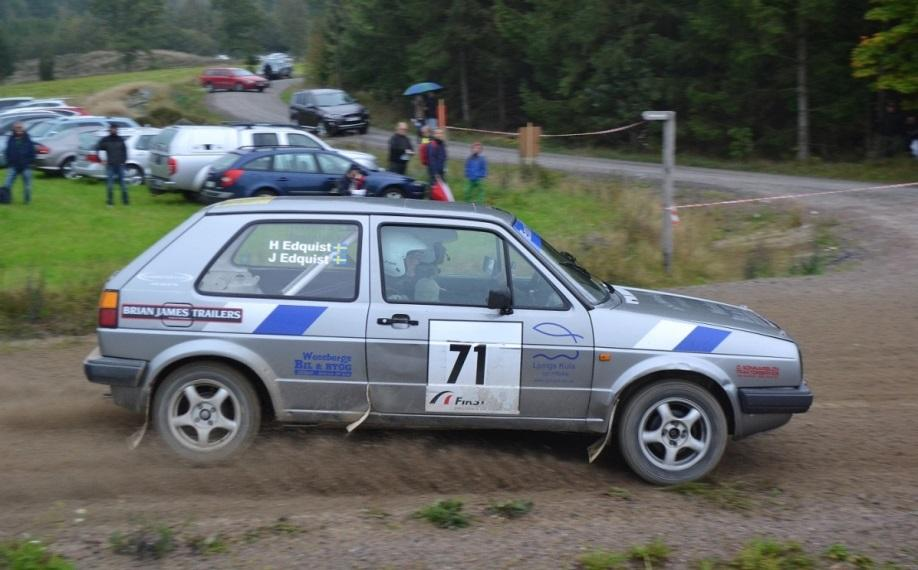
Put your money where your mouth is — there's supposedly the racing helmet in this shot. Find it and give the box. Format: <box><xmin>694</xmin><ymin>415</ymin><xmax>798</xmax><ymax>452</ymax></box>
<box><xmin>382</xmin><ymin>230</ymin><xmax>435</xmax><ymax>277</ymax></box>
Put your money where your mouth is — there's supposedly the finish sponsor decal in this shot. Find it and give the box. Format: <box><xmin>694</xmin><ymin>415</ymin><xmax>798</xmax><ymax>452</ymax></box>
<box><xmin>736</xmin><ymin>365</ymin><xmax>780</xmax><ymax>379</ymax></box>
<box><xmin>428</xmin><ymin>390</ymin><xmax>484</xmax><ymax>408</ymax></box>
<box><xmin>294</xmin><ymin>351</ymin><xmax>353</xmax><ymax>378</ymax></box>
<box><xmin>532</xmin><ymin>322</ymin><xmax>585</xmax><ymax>343</ymax></box>
<box><xmin>121</xmin><ymin>304</ymin><xmax>243</xmax><ymax>323</ymax></box>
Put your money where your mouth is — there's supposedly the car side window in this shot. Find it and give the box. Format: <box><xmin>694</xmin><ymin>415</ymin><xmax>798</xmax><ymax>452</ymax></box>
<box><xmin>276</xmin><ymin>152</ymin><xmax>318</xmax><ymax>173</ymax></box>
<box><xmin>507</xmin><ymin>246</ymin><xmax>567</xmax><ymax>310</ymax></box>
<box><xmin>244</xmin><ymin>156</ymin><xmax>272</xmax><ymax>171</ymax></box>
<box><xmin>380</xmin><ymin>225</ymin><xmax>507</xmax><ymax>306</ymax></box>
<box><xmin>198</xmin><ymin>222</ymin><xmax>360</xmax><ymax>301</ymax></box>
<box><xmin>316</xmin><ymin>153</ymin><xmax>351</xmax><ymax>175</ymax></box>
<box><xmin>287</xmin><ymin>133</ymin><xmax>321</xmax><ymax>149</ymax></box>
<box><xmin>252</xmin><ymin>133</ymin><xmax>278</xmax><ymax>147</ymax></box>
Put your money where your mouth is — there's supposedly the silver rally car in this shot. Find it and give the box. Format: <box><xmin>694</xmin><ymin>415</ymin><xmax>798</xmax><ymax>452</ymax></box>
<box><xmin>84</xmin><ymin>197</ymin><xmax>812</xmax><ymax>484</ymax></box>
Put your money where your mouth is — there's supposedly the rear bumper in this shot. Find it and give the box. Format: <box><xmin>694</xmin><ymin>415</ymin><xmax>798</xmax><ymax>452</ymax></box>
<box><xmin>738</xmin><ymin>380</ymin><xmax>813</xmax><ymax>414</ymax></box>
<box><xmin>84</xmin><ymin>347</ymin><xmax>147</xmax><ymax>388</ymax></box>
<box><xmin>148</xmin><ymin>176</ymin><xmax>178</xmax><ymax>193</ymax></box>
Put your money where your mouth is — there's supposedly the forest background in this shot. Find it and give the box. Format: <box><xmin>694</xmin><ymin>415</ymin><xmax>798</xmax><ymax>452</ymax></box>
<box><xmin>0</xmin><ymin>0</ymin><xmax>915</xmax><ymax>161</ymax></box>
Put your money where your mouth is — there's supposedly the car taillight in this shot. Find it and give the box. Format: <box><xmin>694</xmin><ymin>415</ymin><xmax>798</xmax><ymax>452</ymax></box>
<box><xmin>36</xmin><ymin>144</ymin><xmax>50</xmax><ymax>154</ymax></box>
<box><xmin>98</xmin><ymin>290</ymin><xmax>119</xmax><ymax>328</ymax></box>
<box><xmin>220</xmin><ymin>168</ymin><xmax>244</xmax><ymax>187</ymax></box>
<box><xmin>87</xmin><ymin>153</ymin><xmax>100</xmax><ymax>163</ymax></box>
<box><xmin>168</xmin><ymin>156</ymin><xmax>177</xmax><ymax>176</ymax></box>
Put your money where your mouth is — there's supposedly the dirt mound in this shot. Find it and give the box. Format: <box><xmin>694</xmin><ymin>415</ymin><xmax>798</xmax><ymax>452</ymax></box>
<box><xmin>5</xmin><ymin>49</ymin><xmax>217</xmax><ymax>85</ymax></box>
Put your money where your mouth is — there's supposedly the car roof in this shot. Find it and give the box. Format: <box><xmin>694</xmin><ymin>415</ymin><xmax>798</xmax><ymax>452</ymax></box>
<box><xmin>304</xmin><ymin>89</ymin><xmax>344</xmax><ymax>95</ymax></box>
<box><xmin>205</xmin><ymin>196</ymin><xmax>515</xmax><ymax>226</ymax></box>
<box><xmin>86</xmin><ymin>127</ymin><xmax>161</xmax><ymax>137</ymax></box>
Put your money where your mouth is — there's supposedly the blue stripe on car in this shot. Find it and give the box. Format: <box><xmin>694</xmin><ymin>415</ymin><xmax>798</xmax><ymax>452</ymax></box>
<box><xmin>254</xmin><ymin>305</ymin><xmax>327</xmax><ymax>336</ymax></box>
<box><xmin>673</xmin><ymin>326</ymin><xmax>730</xmax><ymax>353</ymax></box>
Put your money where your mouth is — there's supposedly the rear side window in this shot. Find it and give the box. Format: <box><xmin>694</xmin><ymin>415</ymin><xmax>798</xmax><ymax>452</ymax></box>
<box><xmin>252</xmin><ymin>133</ymin><xmax>278</xmax><ymax>147</ymax></box>
<box><xmin>287</xmin><ymin>133</ymin><xmax>321</xmax><ymax>149</ymax></box>
<box><xmin>244</xmin><ymin>156</ymin><xmax>272</xmax><ymax>171</ymax></box>
<box><xmin>198</xmin><ymin>222</ymin><xmax>361</xmax><ymax>301</ymax></box>
<box><xmin>316</xmin><ymin>153</ymin><xmax>351</xmax><ymax>175</ymax></box>
<box><xmin>275</xmin><ymin>153</ymin><xmax>318</xmax><ymax>173</ymax></box>
<box><xmin>211</xmin><ymin>153</ymin><xmax>240</xmax><ymax>173</ymax></box>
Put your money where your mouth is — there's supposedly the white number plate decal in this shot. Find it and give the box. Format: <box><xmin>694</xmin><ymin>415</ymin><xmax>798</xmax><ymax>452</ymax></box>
<box><xmin>426</xmin><ymin>320</ymin><xmax>522</xmax><ymax>415</ymax></box>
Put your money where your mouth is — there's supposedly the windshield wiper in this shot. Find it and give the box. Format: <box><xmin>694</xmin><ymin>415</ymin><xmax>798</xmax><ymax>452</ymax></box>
<box><xmin>559</xmin><ymin>251</ymin><xmax>593</xmax><ymax>279</ymax></box>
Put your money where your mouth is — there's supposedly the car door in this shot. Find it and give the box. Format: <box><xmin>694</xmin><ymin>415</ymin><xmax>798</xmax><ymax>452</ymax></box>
<box><xmin>365</xmin><ymin>217</ymin><xmax>594</xmax><ymax>427</ymax></box>
<box><xmin>272</xmin><ymin>152</ymin><xmax>333</xmax><ymax>195</ymax></box>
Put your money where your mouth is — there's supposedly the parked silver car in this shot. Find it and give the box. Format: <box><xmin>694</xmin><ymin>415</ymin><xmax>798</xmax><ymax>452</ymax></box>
<box><xmin>31</xmin><ymin>116</ymin><xmax>139</xmax><ymax>177</ymax></box>
<box><xmin>72</xmin><ymin>127</ymin><xmax>162</xmax><ymax>185</ymax></box>
<box><xmin>146</xmin><ymin>124</ymin><xmax>378</xmax><ymax>200</ymax></box>
<box><xmin>84</xmin><ymin>198</ymin><xmax>812</xmax><ymax>484</ymax></box>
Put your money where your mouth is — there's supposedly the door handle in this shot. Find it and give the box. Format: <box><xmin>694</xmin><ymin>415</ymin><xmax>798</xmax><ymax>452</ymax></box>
<box><xmin>276</xmin><ymin>177</ymin><xmax>289</xmax><ymax>182</ymax></box>
<box><xmin>377</xmin><ymin>314</ymin><xmax>418</xmax><ymax>326</ymax></box>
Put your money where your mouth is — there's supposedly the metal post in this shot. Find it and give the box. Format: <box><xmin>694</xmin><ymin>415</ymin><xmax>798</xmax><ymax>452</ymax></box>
<box><xmin>642</xmin><ymin>111</ymin><xmax>677</xmax><ymax>273</ymax></box>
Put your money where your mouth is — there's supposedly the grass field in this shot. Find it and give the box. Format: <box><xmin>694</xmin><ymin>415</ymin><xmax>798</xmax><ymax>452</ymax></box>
<box><xmin>0</xmin><ymin>68</ymin><xmax>206</xmax><ymax>100</ymax></box>
<box><xmin>0</xmin><ymin>165</ymin><xmax>839</xmax><ymax>337</ymax></box>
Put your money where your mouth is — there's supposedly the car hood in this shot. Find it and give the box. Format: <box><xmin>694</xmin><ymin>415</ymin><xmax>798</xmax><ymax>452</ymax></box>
<box><xmin>320</xmin><ymin>104</ymin><xmax>364</xmax><ymax>116</ymax></box>
<box><xmin>610</xmin><ymin>285</ymin><xmax>787</xmax><ymax>339</ymax></box>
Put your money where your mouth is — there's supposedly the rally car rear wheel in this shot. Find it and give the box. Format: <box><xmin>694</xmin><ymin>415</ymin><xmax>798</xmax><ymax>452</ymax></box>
<box><xmin>617</xmin><ymin>380</ymin><xmax>727</xmax><ymax>485</ymax></box>
<box><xmin>153</xmin><ymin>362</ymin><xmax>261</xmax><ymax>462</ymax></box>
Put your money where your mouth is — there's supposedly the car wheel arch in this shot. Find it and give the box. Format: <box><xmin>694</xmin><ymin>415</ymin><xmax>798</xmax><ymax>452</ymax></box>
<box><xmin>611</xmin><ymin>369</ymin><xmax>736</xmax><ymax>437</ymax></box>
<box><xmin>143</xmin><ymin>343</ymin><xmax>283</xmax><ymax>424</ymax></box>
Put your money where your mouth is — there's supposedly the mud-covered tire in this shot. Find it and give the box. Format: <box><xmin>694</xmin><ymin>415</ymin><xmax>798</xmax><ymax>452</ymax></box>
<box><xmin>617</xmin><ymin>380</ymin><xmax>727</xmax><ymax>485</ymax></box>
<box><xmin>153</xmin><ymin>362</ymin><xmax>261</xmax><ymax>463</ymax></box>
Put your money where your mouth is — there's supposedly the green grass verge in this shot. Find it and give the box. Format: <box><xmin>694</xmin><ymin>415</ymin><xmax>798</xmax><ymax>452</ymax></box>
<box><xmin>0</xmin><ymin>159</ymin><xmax>842</xmax><ymax>337</ymax></box>
<box><xmin>0</xmin><ymin>67</ymin><xmax>207</xmax><ymax>101</ymax></box>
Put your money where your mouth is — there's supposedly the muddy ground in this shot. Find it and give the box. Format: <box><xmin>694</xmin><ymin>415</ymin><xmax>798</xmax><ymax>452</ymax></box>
<box><xmin>2</xmin><ymin>103</ymin><xmax>917</xmax><ymax>566</ymax></box>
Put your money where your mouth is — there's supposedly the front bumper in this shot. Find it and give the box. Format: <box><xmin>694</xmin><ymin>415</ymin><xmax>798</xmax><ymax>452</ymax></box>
<box><xmin>738</xmin><ymin>380</ymin><xmax>813</xmax><ymax>414</ymax></box>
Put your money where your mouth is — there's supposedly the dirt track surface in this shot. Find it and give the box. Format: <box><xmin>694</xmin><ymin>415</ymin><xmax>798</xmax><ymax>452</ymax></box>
<box><xmin>0</xmin><ymin>88</ymin><xmax>916</xmax><ymax>568</ymax></box>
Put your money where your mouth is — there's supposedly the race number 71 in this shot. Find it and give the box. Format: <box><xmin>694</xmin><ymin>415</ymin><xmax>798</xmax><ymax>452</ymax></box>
<box><xmin>448</xmin><ymin>343</ymin><xmax>486</xmax><ymax>384</ymax></box>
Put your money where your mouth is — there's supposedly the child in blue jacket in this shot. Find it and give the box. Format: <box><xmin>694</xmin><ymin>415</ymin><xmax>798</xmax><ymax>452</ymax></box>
<box><xmin>464</xmin><ymin>142</ymin><xmax>488</xmax><ymax>202</ymax></box>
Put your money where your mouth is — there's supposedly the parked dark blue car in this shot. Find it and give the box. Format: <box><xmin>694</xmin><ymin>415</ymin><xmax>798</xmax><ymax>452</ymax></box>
<box><xmin>200</xmin><ymin>147</ymin><xmax>426</xmax><ymax>201</ymax></box>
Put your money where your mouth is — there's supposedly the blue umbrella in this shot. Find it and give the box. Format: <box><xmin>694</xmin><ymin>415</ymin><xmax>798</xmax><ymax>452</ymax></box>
<box><xmin>403</xmin><ymin>82</ymin><xmax>443</xmax><ymax>96</ymax></box>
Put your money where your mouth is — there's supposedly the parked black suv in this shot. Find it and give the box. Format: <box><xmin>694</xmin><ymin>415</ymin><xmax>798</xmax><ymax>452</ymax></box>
<box><xmin>289</xmin><ymin>89</ymin><xmax>369</xmax><ymax>136</ymax></box>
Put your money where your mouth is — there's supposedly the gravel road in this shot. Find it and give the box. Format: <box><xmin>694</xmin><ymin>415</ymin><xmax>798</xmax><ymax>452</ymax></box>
<box><xmin>0</xmin><ymin>82</ymin><xmax>915</xmax><ymax>568</ymax></box>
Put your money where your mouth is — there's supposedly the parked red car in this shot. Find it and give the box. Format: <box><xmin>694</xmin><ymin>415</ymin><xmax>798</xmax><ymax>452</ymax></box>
<box><xmin>199</xmin><ymin>68</ymin><xmax>269</xmax><ymax>93</ymax></box>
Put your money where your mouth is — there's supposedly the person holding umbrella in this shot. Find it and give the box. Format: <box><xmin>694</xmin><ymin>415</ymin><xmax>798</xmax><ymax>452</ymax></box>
<box><xmin>403</xmin><ymin>82</ymin><xmax>443</xmax><ymax>131</ymax></box>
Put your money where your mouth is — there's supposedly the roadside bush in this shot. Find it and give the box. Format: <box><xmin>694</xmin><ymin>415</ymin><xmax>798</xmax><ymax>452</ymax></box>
<box><xmin>38</xmin><ymin>54</ymin><xmax>55</xmax><ymax>82</ymax></box>
<box><xmin>0</xmin><ymin>540</ymin><xmax>74</xmax><ymax>570</ymax></box>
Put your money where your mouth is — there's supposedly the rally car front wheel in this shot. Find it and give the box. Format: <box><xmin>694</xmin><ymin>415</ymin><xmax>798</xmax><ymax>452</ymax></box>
<box><xmin>617</xmin><ymin>380</ymin><xmax>727</xmax><ymax>485</ymax></box>
<box><xmin>153</xmin><ymin>362</ymin><xmax>261</xmax><ymax>462</ymax></box>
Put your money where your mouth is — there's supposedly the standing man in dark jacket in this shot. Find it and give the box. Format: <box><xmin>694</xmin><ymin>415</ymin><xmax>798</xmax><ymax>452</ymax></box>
<box><xmin>427</xmin><ymin>128</ymin><xmax>447</xmax><ymax>185</ymax></box>
<box><xmin>387</xmin><ymin>122</ymin><xmax>414</xmax><ymax>174</ymax></box>
<box><xmin>3</xmin><ymin>122</ymin><xmax>37</xmax><ymax>204</ymax></box>
<box><xmin>96</xmin><ymin>124</ymin><xmax>129</xmax><ymax>206</ymax></box>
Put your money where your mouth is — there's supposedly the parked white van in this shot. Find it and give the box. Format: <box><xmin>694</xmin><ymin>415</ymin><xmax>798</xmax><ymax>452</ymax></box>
<box><xmin>147</xmin><ymin>123</ymin><xmax>378</xmax><ymax>200</ymax></box>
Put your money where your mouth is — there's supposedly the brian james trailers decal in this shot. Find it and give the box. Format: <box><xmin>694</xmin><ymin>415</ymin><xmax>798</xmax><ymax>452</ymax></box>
<box><xmin>121</xmin><ymin>304</ymin><xmax>244</xmax><ymax>323</ymax></box>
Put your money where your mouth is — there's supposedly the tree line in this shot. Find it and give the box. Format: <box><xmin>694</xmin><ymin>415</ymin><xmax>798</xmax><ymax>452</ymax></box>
<box><xmin>1</xmin><ymin>0</ymin><xmax>914</xmax><ymax>160</ymax></box>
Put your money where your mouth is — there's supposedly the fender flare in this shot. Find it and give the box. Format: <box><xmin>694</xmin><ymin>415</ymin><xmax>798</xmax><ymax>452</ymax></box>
<box><xmin>587</xmin><ymin>353</ymin><xmax>741</xmax><ymax>463</ymax></box>
<box><xmin>139</xmin><ymin>338</ymin><xmax>287</xmax><ymax>420</ymax></box>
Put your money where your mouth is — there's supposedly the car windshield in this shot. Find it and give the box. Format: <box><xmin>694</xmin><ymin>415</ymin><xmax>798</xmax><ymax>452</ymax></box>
<box><xmin>232</xmin><ymin>69</ymin><xmax>256</xmax><ymax>77</ymax></box>
<box><xmin>314</xmin><ymin>91</ymin><xmax>355</xmax><ymax>106</ymax></box>
<box><xmin>512</xmin><ymin>219</ymin><xmax>610</xmax><ymax>305</ymax></box>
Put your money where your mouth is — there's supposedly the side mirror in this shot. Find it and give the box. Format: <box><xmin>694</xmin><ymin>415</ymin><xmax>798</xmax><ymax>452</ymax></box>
<box><xmin>487</xmin><ymin>288</ymin><xmax>513</xmax><ymax>315</ymax></box>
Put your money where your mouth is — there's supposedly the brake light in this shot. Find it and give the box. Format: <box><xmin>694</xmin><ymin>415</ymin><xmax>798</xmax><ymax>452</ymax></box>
<box><xmin>220</xmin><ymin>168</ymin><xmax>245</xmax><ymax>188</ymax></box>
<box><xmin>98</xmin><ymin>290</ymin><xmax>119</xmax><ymax>328</ymax></box>
<box><xmin>87</xmin><ymin>153</ymin><xmax>100</xmax><ymax>163</ymax></box>
<box><xmin>168</xmin><ymin>156</ymin><xmax>177</xmax><ymax>175</ymax></box>
<box><xmin>36</xmin><ymin>144</ymin><xmax>50</xmax><ymax>154</ymax></box>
